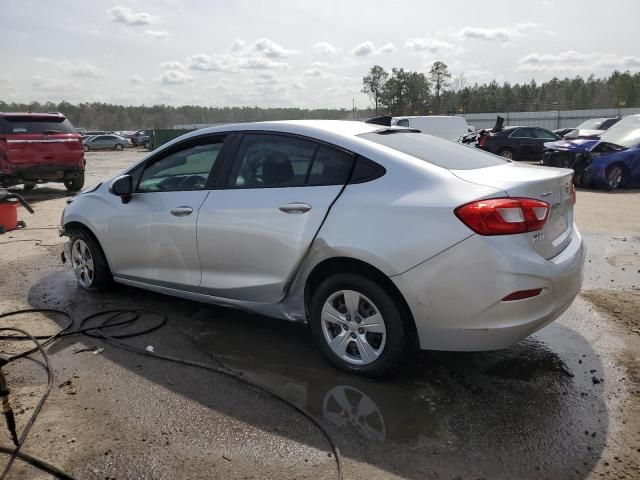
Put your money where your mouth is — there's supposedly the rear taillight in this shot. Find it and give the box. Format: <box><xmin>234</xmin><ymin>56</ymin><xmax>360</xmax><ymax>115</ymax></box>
<box><xmin>478</xmin><ymin>134</ymin><xmax>487</xmax><ymax>146</ymax></box>
<box><xmin>455</xmin><ymin>197</ymin><xmax>550</xmax><ymax>235</ymax></box>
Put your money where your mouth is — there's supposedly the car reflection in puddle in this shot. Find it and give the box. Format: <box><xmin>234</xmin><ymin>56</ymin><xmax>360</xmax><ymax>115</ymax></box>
<box><xmin>176</xmin><ymin>304</ymin><xmax>607</xmax><ymax>479</ymax></box>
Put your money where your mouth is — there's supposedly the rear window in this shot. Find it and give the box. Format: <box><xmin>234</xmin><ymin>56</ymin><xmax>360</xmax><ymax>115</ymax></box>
<box><xmin>1</xmin><ymin>116</ymin><xmax>76</xmax><ymax>135</ymax></box>
<box><xmin>359</xmin><ymin>131</ymin><xmax>508</xmax><ymax>170</ymax></box>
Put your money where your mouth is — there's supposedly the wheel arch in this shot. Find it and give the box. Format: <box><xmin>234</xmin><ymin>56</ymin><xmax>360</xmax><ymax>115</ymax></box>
<box><xmin>304</xmin><ymin>256</ymin><xmax>418</xmax><ymax>347</ymax></box>
<box><xmin>63</xmin><ymin>220</ymin><xmax>112</xmax><ymax>272</ymax></box>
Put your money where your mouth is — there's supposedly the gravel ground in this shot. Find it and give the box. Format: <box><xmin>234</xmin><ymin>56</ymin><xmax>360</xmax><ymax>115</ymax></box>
<box><xmin>1</xmin><ymin>150</ymin><xmax>639</xmax><ymax>479</ymax></box>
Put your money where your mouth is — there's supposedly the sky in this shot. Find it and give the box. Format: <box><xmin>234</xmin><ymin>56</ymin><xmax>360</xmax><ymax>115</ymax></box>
<box><xmin>2</xmin><ymin>0</ymin><xmax>639</xmax><ymax>109</ymax></box>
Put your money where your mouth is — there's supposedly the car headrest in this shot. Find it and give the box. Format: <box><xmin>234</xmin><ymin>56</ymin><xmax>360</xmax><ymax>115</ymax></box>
<box><xmin>262</xmin><ymin>152</ymin><xmax>293</xmax><ymax>186</ymax></box>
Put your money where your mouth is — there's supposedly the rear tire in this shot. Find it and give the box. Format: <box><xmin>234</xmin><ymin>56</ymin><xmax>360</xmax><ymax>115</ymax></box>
<box><xmin>64</xmin><ymin>173</ymin><xmax>85</xmax><ymax>192</ymax></box>
<box><xmin>605</xmin><ymin>164</ymin><xmax>627</xmax><ymax>191</ymax></box>
<box><xmin>497</xmin><ymin>148</ymin><xmax>514</xmax><ymax>160</ymax></box>
<box><xmin>114</xmin><ymin>143</ymin><xmax>124</xmax><ymax>151</ymax></box>
<box><xmin>309</xmin><ymin>273</ymin><xmax>407</xmax><ymax>377</ymax></box>
<box><xmin>68</xmin><ymin>229</ymin><xmax>113</xmax><ymax>291</ymax></box>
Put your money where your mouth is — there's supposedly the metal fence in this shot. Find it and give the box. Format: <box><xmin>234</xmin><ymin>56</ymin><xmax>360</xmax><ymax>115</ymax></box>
<box><xmin>463</xmin><ymin>108</ymin><xmax>640</xmax><ymax>130</ymax></box>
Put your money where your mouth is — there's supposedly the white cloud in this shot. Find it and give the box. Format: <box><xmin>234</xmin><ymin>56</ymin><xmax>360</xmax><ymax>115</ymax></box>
<box><xmin>36</xmin><ymin>58</ymin><xmax>104</xmax><ymax>78</ymax></box>
<box><xmin>517</xmin><ymin>50</ymin><xmax>640</xmax><ymax>73</ymax></box>
<box><xmin>130</xmin><ymin>75</ymin><xmax>143</xmax><ymax>85</ymax></box>
<box><xmin>304</xmin><ymin>68</ymin><xmax>324</xmax><ymax>77</ymax></box>
<box><xmin>377</xmin><ymin>43</ymin><xmax>397</xmax><ymax>54</ymax></box>
<box><xmin>459</xmin><ymin>23</ymin><xmax>537</xmax><ymax>41</ymax></box>
<box><xmin>256</xmin><ymin>71</ymin><xmax>277</xmax><ymax>83</ymax></box>
<box><xmin>107</xmin><ymin>6</ymin><xmax>154</xmax><ymax>26</ymax></box>
<box><xmin>143</xmin><ymin>30</ymin><xmax>168</xmax><ymax>39</ymax></box>
<box><xmin>159</xmin><ymin>69</ymin><xmax>194</xmax><ymax>85</ymax></box>
<box><xmin>240</xmin><ymin>57</ymin><xmax>289</xmax><ymax>70</ymax></box>
<box><xmin>161</xmin><ymin>61</ymin><xmax>187</xmax><ymax>71</ymax></box>
<box><xmin>0</xmin><ymin>75</ymin><xmax>10</xmax><ymax>84</ymax></box>
<box><xmin>32</xmin><ymin>76</ymin><xmax>79</xmax><ymax>92</ymax></box>
<box><xmin>252</xmin><ymin>38</ymin><xmax>297</xmax><ymax>58</ymax></box>
<box><xmin>351</xmin><ymin>41</ymin><xmax>396</xmax><ymax>56</ymax></box>
<box><xmin>351</xmin><ymin>41</ymin><xmax>376</xmax><ymax>57</ymax></box>
<box><xmin>187</xmin><ymin>54</ymin><xmax>230</xmax><ymax>72</ymax></box>
<box><xmin>230</xmin><ymin>39</ymin><xmax>245</xmax><ymax>52</ymax></box>
<box><xmin>313</xmin><ymin>42</ymin><xmax>337</xmax><ymax>55</ymax></box>
<box><xmin>405</xmin><ymin>37</ymin><xmax>453</xmax><ymax>53</ymax></box>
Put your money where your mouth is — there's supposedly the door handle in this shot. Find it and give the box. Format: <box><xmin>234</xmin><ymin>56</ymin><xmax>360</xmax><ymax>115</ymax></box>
<box><xmin>170</xmin><ymin>206</ymin><xmax>193</xmax><ymax>217</ymax></box>
<box><xmin>279</xmin><ymin>202</ymin><xmax>312</xmax><ymax>214</ymax></box>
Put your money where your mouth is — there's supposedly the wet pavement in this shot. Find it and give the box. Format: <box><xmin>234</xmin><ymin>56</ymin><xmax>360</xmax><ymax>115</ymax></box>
<box><xmin>1</xmin><ymin>150</ymin><xmax>639</xmax><ymax>479</ymax></box>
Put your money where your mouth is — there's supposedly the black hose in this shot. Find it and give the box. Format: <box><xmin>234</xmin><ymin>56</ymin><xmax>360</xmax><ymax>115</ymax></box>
<box><xmin>0</xmin><ymin>308</ymin><xmax>343</xmax><ymax>480</ymax></box>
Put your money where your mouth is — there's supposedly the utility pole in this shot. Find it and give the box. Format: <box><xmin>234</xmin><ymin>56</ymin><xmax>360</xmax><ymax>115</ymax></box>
<box><xmin>352</xmin><ymin>98</ymin><xmax>356</xmax><ymax>120</ymax></box>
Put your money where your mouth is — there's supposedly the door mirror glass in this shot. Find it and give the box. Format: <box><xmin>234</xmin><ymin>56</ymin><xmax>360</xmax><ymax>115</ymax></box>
<box><xmin>109</xmin><ymin>174</ymin><xmax>133</xmax><ymax>203</ymax></box>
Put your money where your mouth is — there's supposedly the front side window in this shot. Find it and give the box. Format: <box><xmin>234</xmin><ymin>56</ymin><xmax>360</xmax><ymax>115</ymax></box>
<box><xmin>138</xmin><ymin>138</ymin><xmax>225</xmax><ymax>192</ymax></box>
<box><xmin>228</xmin><ymin>134</ymin><xmax>317</xmax><ymax>188</ymax></box>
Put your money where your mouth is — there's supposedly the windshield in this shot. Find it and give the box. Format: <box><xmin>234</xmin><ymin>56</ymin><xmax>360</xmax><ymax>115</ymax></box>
<box><xmin>0</xmin><ymin>116</ymin><xmax>76</xmax><ymax>134</ymax></box>
<box><xmin>359</xmin><ymin>131</ymin><xmax>508</xmax><ymax>170</ymax></box>
<box><xmin>576</xmin><ymin>119</ymin><xmax>606</xmax><ymax>130</ymax></box>
<box><xmin>599</xmin><ymin>116</ymin><xmax>640</xmax><ymax>148</ymax></box>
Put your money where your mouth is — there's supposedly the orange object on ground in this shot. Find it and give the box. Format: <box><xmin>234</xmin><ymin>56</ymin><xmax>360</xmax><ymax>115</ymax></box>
<box><xmin>0</xmin><ymin>201</ymin><xmax>18</xmax><ymax>232</ymax></box>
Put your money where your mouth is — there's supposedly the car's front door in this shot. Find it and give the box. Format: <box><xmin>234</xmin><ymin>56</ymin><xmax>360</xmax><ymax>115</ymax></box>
<box><xmin>196</xmin><ymin>133</ymin><xmax>355</xmax><ymax>303</ymax></box>
<box><xmin>509</xmin><ymin>128</ymin><xmax>537</xmax><ymax>160</ymax></box>
<box><xmin>103</xmin><ymin>135</ymin><xmax>228</xmax><ymax>288</ymax></box>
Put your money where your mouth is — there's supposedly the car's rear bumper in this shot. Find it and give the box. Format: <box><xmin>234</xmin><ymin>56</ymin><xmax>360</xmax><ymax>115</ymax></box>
<box><xmin>392</xmin><ymin>225</ymin><xmax>585</xmax><ymax>351</ymax></box>
<box><xmin>1</xmin><ymin>164</ymin><xmax>84</xmax><ymax>183</ymax></box>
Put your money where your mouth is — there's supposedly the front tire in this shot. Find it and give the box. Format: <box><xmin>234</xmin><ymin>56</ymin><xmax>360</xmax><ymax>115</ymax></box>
<box><xmin>64</xmin><ymin>173</ymin><xmax>85</xmax><ymax>192</ymax></box>
<box><xmin>309</xmin><ymin>273</ymin><xmax>407</xmax><ymax>377</ymax></box>
<box><xmin>69</xmin><ymin>229</ymin><xmax>112</xmax><ymax>291</ymax></box>
<box><xmin>114</xmin><ymin>143</ymin><xmax>124</xmax><ymax>151</ymax></box>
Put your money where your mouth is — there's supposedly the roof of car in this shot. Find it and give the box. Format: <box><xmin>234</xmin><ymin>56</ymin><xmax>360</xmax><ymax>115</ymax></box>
<box><xmin>177</xmin><ymin>120</ymin><xmax>382</xmax><ymax>142</ymax></box>
<box><xmin>0</xmin><ymin>112</ymin><xmax>66</xmax><ymax>118</ymax></box>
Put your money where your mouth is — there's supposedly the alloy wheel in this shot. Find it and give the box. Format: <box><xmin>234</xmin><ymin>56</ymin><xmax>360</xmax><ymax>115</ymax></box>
<box><xmin>71</xmin><ymin>239</ymin><xmax>95</xmax><ymax>288</ymax></box>
<box><xmin>321</xmin><ymin>290</ymin><xmax>387</xmax><ymax>365</ymax></box>
<box><xmin>607</xmin><ymin>166</ymin><xmax>623</xmax><ymax>190</ymax></box>
<box><xmin>499</xmin><ymin>150</ymin><xmax>513</xmax><ymax>160</ymax></box>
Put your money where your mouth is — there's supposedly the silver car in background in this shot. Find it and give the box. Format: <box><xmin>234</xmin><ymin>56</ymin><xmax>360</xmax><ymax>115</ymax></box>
<box><xmin>61</xmin><ymin>120</ymin><xmax>585</xmax><ymax>376</ymax></box>
<box><xmin>83</xmin><ymin>134</ymin><xmax>132</xmax><ymax>152</ymax></box>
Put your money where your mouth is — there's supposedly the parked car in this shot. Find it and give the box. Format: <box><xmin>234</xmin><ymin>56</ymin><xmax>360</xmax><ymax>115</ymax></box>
<box><xmin>60</xmin><ymin>120</ymin><xmax>584</xmax><ymax>376</ymax></box>
<box><xmin>0</xmin><ymin>112</ymin><xmax>85</xmax><ymax>191</ymax></box>
<box><xmin>127</xmin><ymin>129</ymin><xmax>151</xmax><ymax>148</ymax></box>
<box><xmin>554</xmin><ymin>116</ymin><xmax>621</xmax><ymax>139</ymax></box>
<box><xmin>390</xmin><ymin>116</ymin><xmax>469</xmax><ymax>141</ymax></box>
<box><xmin>83</xmin><ymin>134</ymin><xmax>132</xmax><ymax>152</ymax></box>
<box><xmin>542</xmin><ymin>114</ymin><xmax>640</xmax><ymax>190</ymax></box>
<box><xmin>473</xmin><ymin>126</ymin><xmax>562</xmax><ymax>161</ymax></box>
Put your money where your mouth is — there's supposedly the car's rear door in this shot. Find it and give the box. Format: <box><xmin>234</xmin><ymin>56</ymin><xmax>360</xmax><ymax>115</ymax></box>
<box><xmin>196</xmin><ymin>133</ymin><xmax>355</xmax><ymax>303</ymax></box>
<box><xmin>103</xmin><ymin>134</ymin><xmax>228</xmax><ymax>288</ymax></box>
<box><xmin>509</xmin><ymin>128</ymin><xmax>537</xmax><ymax>160</ymax></box>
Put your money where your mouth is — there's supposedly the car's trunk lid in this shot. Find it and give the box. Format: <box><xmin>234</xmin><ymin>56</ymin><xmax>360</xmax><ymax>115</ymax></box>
<box><xmin>451</xmin><ymin>163</ymin><xmax>574</xmax><ymax>260</ymax></box>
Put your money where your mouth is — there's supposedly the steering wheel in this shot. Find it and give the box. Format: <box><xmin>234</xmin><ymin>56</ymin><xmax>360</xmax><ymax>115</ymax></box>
<box><xmin>182</xmin><ymin>175</ymin><xmax>207</xmax><ymax>189</ymax></box>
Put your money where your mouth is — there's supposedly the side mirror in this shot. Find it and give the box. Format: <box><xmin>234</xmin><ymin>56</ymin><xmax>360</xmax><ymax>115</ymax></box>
<box><xmin>109</xmin><ymin>175</ymin><xmax>133</xmax><ymax>204</ymax></box>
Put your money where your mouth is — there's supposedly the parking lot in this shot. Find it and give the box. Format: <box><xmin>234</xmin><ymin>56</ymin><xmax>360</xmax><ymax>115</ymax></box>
<box><xmin>1</xmin><ymin>149</ymin><xmax>639</xmax><ymax>479</ymax></box>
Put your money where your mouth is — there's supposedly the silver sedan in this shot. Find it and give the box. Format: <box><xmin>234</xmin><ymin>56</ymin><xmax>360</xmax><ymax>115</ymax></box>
<box><xmin>83</xmin><ymin>134</ymin><xmax>133</xmax><ymax>152</ymax></box>
<box><xmin>61</xmin><ymin>120</ymin><xmax>585</xmax><ymax>376</ymax></box>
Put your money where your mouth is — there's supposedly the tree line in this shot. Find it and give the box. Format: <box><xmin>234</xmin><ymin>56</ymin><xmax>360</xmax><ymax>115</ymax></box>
<box><xmin>1</xmin><ymin>66</ymin><xmax>638</xmax><ymax>129</ymax></box>
<box><xmin>362</xmin><ymin>63</ymin><xmax>640</xmax><ymax>116</ymax></box>
<box><xmin>0</xmin><ymin>101</ymin><xmax>369</xmax><ymax>131</ymax></box>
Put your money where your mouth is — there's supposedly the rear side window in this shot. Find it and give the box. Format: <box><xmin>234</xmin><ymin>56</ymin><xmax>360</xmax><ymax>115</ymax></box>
<box><xmin>395</xmin><ymin>119</ymin><xmax>410</xmax><ymax>127</ymax></box>
<box><xmin>0</xmin><ymin>116</ymin><xmax>76</xmax><ymax>134</ymax></box>
<box><xmin>307</xmin><ymin>146</ymin><xmax>354</xmax><ymax>186</ymax></box>
<box><xmin>359</xmin><ymin>131</ymin><xmax>508</xmax><ymax>170</ymax></box>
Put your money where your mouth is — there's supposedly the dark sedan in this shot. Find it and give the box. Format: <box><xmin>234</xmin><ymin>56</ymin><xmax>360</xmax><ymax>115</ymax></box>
<box><xmin>476</xmin><ymin>127</ymin><xmax>562</xmax><ymax>161</ymax></box>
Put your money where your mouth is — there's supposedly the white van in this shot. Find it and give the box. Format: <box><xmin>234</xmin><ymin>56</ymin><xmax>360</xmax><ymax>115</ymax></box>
<box><xmin>391</xmin><ymin>115</ymin><xmax>468</xmax><ymax>141</ymax></box>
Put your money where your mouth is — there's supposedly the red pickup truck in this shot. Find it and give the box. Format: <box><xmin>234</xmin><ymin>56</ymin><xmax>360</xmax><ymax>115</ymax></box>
<box><xmin>0</xmin><ymin>112</ymin><xmax>85</xmax><ymax>191</ymax></box>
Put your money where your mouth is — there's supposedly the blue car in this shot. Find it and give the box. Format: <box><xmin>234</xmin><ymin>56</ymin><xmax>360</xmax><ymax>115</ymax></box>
<box><xmin>541</xmin><ymin>115</ymin><xmax>640</xmax><ymax>190</ymax></box>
